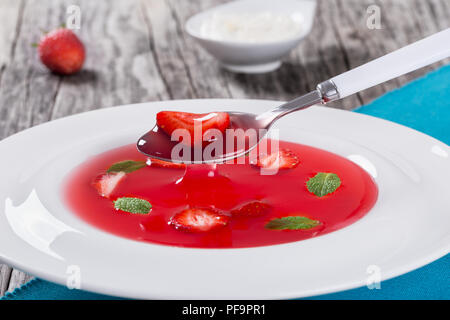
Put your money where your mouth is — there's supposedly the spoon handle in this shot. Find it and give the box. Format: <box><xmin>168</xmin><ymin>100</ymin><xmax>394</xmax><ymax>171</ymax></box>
<box><xmin>263</xmin><ymin>29</ymin><xmax>450</xmax><ymax>124</ymax></box>
<box><xmin>328</xmin><ymin>28</ymin><xmax>450</xmax><ymax>99</ymax></box>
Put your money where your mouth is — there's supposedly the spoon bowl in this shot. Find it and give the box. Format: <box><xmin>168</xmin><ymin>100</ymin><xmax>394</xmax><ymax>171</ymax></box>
<box><xmin>137</xmin><ymin>111</ymin><xmax>267</xmax><ymax>164</ymax></box>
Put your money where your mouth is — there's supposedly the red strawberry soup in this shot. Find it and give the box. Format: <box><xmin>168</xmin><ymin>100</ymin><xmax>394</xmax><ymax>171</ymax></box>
<box><xmin>64</xmin><ymin>140</ymin><xmax>378</xmax><ymax>248</ymax></box>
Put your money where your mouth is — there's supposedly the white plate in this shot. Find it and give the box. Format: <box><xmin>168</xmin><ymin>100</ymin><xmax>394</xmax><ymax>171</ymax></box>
<box><xmin>0</xmin><ymin>99</ymin><xmax>448</xmax><ymax>299</ymax></box>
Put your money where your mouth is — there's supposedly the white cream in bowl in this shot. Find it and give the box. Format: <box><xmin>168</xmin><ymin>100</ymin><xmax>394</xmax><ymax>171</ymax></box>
<box><xmin>200</xmin><ymin>12</ymin><xmax>304</xmax><ymax>44</ymax></box>
<box><xmin>185</xmin><ymin>0</ymin><xmax>317</xmax><ymax>73</ymax></box>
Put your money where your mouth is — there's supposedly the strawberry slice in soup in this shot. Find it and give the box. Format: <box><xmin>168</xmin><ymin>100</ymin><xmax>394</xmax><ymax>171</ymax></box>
<box><xmin>231</xmin><ymin>201</ymin><xmax>272</xmax><ymax>217</ymax></box>
<box><xmin>255</xmin><ymin>149</ymin><xmax>300</xmax><ymax>170</ymax></box>
<box><xmin>93</xmin><ymin>172</ymin><xmax>125</xmax><ymax>198</ymax></box>
<box><xmin>156</xmin><ymin>111</ymin><xmax>230</xmax><ymax>146</ymax></box>
<box><xmin>170</xmin><ymin>208</ymin><xmax>230</xmax><ymax>232</ymax></box>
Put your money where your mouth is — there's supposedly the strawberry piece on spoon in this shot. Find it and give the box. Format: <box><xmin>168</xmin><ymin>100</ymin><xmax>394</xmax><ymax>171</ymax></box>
<box><xmin>156</xmin><ymin>111</ymin><xmax>230</xmax><ymax>146</ymax></box>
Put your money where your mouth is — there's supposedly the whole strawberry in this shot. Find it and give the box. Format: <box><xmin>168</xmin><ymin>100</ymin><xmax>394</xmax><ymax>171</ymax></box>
<box><xmin>38</xmin><ymin>28</ymin><xmax>85</xmax><ymax>75</ymax></box>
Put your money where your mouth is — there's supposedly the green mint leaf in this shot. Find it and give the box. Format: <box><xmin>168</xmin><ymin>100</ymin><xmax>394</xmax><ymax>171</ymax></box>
<box><xmin>114</xmin><ymin>197</ymin><xmax>151</xmax><ymax>214</ymax></box>
<box><xmin>306</xmin><ymin>172</ymin><xmax>341</xmax><ymax>197</ymax></box>
<box><xmin>265</xmin><ymin>216</ymin><xmax>320</xmax><ymax>230</ymax></box>
<box><xmin>107</xmin><ymin>160</ymin><xmax>146</xmax><ymax>174</ymax></box>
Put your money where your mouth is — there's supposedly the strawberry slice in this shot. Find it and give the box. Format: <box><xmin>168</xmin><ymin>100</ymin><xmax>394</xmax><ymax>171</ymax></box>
<box><xmin>156</xmin><ymin>111</ymin><xmax>230</xmax><ymax>146</ymax></box>
<box><xmin>231</xmin><ymin>201</ymin><xmax>272</xmax><ymax>217</ymax></box>
<box><xmin>149</xmin><ymin>158</ymin><xmax>186</xmax><ymax>169</ymax></box>
<box><xmin>170</xmin><ymin>208</ymin><xmax>229</xmax><ymax>232</ymax></box>
<box><xmin>254</xmin><ymin>149</ymin><xmax>300</xmax><ymax>170</ymax></box>
<box><xmin>93</xmin><ymin>172</ymin><xmax>125</xmax><ymax>198</ymax></box>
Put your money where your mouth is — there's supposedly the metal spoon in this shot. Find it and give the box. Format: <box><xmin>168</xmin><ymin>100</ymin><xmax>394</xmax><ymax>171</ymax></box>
<box><xmin>137</xmin><ymin>28</ymin><xmax>450</xmax><ymax>164</ymax></box>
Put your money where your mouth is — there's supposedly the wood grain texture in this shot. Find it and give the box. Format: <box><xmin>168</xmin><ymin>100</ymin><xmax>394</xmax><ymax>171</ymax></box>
<box><xmin>0</xmin><ymin>0</ymin><xmax>449</xmax><ymax>297</ymax></box>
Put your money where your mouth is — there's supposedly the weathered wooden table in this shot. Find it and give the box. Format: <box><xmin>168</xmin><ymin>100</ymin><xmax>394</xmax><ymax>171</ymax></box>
<box><xmin>0</xmin><ymin>0</ymin><xmax>448</xmax><ymax>297</ymax></box>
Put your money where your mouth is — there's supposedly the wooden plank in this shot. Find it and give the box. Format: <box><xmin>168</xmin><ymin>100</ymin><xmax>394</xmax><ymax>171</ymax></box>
<box><xmin>139</xmin><ymin>0</ymin><xmax>197</xmax><ymax>99</ymax></box>
<box><xmin>330</xmin><ymin>0</ymin><xmax>390</xmax><ymax>105</ymax></box>
<box><xmin>0</xmin><ymin>0</ymin><xmax>23</xmax><ymax>75</ymax></box>
<box><xmin>0</xmin><ymin>264</ymin><xmax>13</xmax><ymax>296</ymax></box>
<box><xmin>301</xmin><ymin>0</ymin><xmax>363</xmax><ymax>110</ymax></box>
<box><xmin>7</xmin><ymin>269</ymin><xmax>34</xmax><ymax>293</ymax></box>
<box><xmin>0</xmin><ymin>0</ymin><xmax>62</xmax><ymax>139</ymax></box>
<box><xmin>160</xmin><ymin>0</ymin><xmax>234</xmax><ymax>99</ymax></box>
<box><xmin>51</xmin><ymin>0</ymin><xmax>170</xmax><ymax>119</ymax></box>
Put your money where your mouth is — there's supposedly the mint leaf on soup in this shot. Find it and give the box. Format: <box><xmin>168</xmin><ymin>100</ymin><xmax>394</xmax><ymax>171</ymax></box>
<box><xmin>265</xmin><ymin>216</ymin><xmax>320</xmax><ymax>230</ymax></box>
<box><xmin>107</xmin><ymin>160</ymin><xmax>146</xmax><ymax>174</ymax></box>
<box><xmin>114</xmin><ymin>197</ymin><xmax>152</xmax><ymax>214</ymax></box>
<box><xmin>306</xmin><ymin>172</ymin><xmax>341</xmax><ymax>197</ymax></box>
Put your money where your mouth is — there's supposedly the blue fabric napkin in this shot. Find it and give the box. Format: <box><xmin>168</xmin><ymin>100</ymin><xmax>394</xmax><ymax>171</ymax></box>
<box><xmin>2</xmin><ymin>65</ymin><xmax>449</xmax><ymax>300</ymax></box>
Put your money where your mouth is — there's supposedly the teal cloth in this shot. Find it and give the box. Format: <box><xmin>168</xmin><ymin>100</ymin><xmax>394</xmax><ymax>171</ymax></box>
<box><xmin>2</xmin><ymin>65</ymin><xmax>450</xmax><ymax>300</ymax></box>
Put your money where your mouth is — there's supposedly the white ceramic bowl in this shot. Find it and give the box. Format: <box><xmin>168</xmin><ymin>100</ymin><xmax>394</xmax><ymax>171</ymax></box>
<box><xmin>185</xmin><ymin>0</ymin><xmax>317</xmax><ymax>73</ymax></box>
<box><xmin>0</xmin><ymin>99</ymin><xmax>449</xmax><ymax>299</ymax></box>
